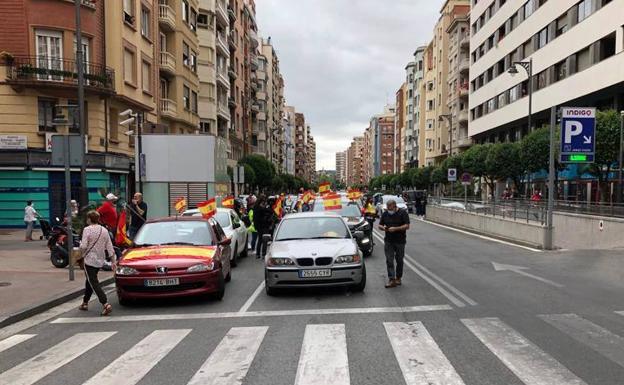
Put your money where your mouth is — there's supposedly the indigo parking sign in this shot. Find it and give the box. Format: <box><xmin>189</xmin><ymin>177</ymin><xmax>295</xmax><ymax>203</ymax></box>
<box><xmin>560</xmin><ymin>107</ymin><xmax>595</xmax><ymax>163</ymax></box>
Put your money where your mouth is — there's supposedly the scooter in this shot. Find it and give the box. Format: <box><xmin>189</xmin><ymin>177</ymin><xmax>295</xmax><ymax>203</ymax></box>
<box><xmin>48</xmin><ymin>218</ymin><xmax>80</xmax><ymax>268</ymax></box>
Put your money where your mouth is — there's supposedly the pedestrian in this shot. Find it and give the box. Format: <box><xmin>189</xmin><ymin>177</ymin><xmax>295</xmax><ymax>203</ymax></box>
<box><xmin>23</xmin><ymin>200</ymin><xmax>39</xmax><ymax>241</ymax></box>
<box><xmin>247</xmin><ymin>197</ymin><xmax>258</xmax><ymax>251</ymax></box>
<box><xmin>531</xmin><ymin>189</ymin><xmax>542</xmax><ymax>202</ymax></box>
<box><xmin>414</xmin><ymin>192</ymin><xmax>423</xmax><ymax>217</ymax></box>
<box><xmin>362</xmin><ymin>197</ymin><xmax>377</xmax><ymax>242</ymax></box>
<box><xmin>128</xmin><ymin>192</ymin><xmax>148</xmax><ymax>239</ymax></box>
<box><xmin>78</xmin><ymin>210</ymin><xmax>116</xmax><ymax>316</ymax></box>
<box><xmin>97</xmin><ymin>193</ymin><xmax>118</xmax><ymax>233</ymax></box>
<box><xmin>378</xmin><ymin>199</ymin><xmax>410</xmax><ymax>288</ymax></box>
<box><xmin>253</xmin><ymin>195</ymin><xmax>273</xmax><ymax>259</ymax></box>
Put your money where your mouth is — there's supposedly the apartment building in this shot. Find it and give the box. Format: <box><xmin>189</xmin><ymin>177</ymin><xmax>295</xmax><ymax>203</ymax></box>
<box><xmin>395</xmin><ymin>83</ymin><xmax>406</xmax><ymax>173</ymax></box>
<box><xmin>347</xmin><ymin>136</ymin><xmax>365</xmax><ymax>187</ymax></box>
<box><xmin>446</xmin><ymin>12</ymin><xmax>472</xmax><ymax>153</ymax></box>
<box><xmin>197</xmin><ymin>0</ymin><xmax>218</xmax><ymax>136</ymax></box>
<box><xmin>370</xmin><ymin>105</ymin><xmax>396</xmax><ymax>177</ymax></box>
<box><xmin>294</xmin><ymin>112</ymin><xmax>307</xmax><ymax>180</ymax></box>
<box><xmin>362</xmin><ymin>125</ymin><xmax>373</xmax><ymax>183</ymax></box>
<box><xmin>253</xmin><ymin>53</ymin><xmax>268</xmax><ymax>156</ymax></box>
<box><xmin>469</xmin><ymin>0</ymin><xmax>624</xmax><ymax>144</ymax></box>
<box><xmin>283</xmin><ymin>105</ymin><xmax>296</xmax><ymax>174</ymax></box>
<box><xmin>212</xmin><ymin>0</ymin><xmax>230</xmax><ymax>143</ymax></box>
<box><xmin>227</xmin><ymin>0</ymin><xmax>244</xmax><ymax>163</ymax></box>
<box><xmin>407</xmin><ymin>47</ymin><xmax>426</xmax><ymax>169</ymax></box>
<box><xmin>261</xmin><ymin>37</ymin><xmax>284</xmax><ymax>171</ymax></box>
<box><xmin>335</xmin><ymin>150</ymin><xmax>347</xmax><ymax>184</ymax></box>
<box><xmin>307</xmin><ymin>131</ymin><xmax>316</xmax><ymax>184</ymax></box>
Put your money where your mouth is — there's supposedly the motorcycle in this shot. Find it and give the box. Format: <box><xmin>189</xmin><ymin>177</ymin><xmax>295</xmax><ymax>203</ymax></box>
<box><xmin>48</xmin><ymin>218</ymin><xmax>80</xmax><ymax>268</ymax></box>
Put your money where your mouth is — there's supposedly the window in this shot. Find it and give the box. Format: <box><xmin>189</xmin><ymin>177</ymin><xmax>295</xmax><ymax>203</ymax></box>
<box><xmin>182</xmin><ymin>0</ymin><xmax>189</xmax><ymax>22</ymax></box>
<box><xmin>123</xmin><ymin>0</ymin><xmax>135</xmax><ymax>25</ymax></box>
<box><xmin>191</xmin><ymin>50</ymin><xmax>197</xmax><ymax>73</ymax></box>
<box><xmin>123</xmin><ymin>47</ymin><xmax>136</xmax><ymax>85</ymax></box>
<box><xmin>524</xmin><ymin>0</ymin><xmax>534</xmax><ymax>18</ymax></box>
<box><xmin>182</xmin><ymin>41</ymin><xmax>189</xmax><ymax>66</ymax></box>
<box><xmin>191</xmin><ymin>91</ymin><xmax>198</xmax><ymax>113</ymax></box>
<box><xmin>537</xmin><ymin>27</ymin><xmax>548</xmax><ymax>49</ymax></box>
<box><xmin>183</xmin><ymin>85</ymin><xmax>190</xmax><ymax>110</ymax></box>
<box><xmin>576</xmin><ymin>46</ymin><xmax>591</xmax><ymax>71</ymax></box>
<box><xmin>536</xmin><ymin>70</ymin><xmax>548</xmax><ymax>90</ymax></box>
<box><xmin>486</xmin><ymin>98</ymin><xmax>496</xmax><ymax>113</ymax></box>
<box><xmin>498</xmin><ymin>93</ymin><xmax>506</xmax><ymax>108</ymax></box>
<box><xmin>190</xmin><ymin>8</ymin><xmax>197</xmax><ymax>31</ymax></box>
<box><xmin>197</xmin><ymin>13</ymin><xmax>209</xmax><ymax>28</ymax></box>
<box><xmin>38</xmin><ymin>98</ymin><xmax>57</xmax><ymax>132</ymax></box>
<box><xmin>109</xmin><ymin>108</ymin><xmax>119</xmax><ymax>141</ymax></box>
<box><xmin>556</xmin><ymin>13</ymin><xmax>568</xmax><ymax>37</ymax></box>
<box><xmin>554</xmin><ymin>60</ymin><xmax>567</xmax><ymax>81</ymax></box>
<box><xmin>509</xmin><ymin>86</ymin><xmax>519</xmax><ymax>102</ymax></box>
<box><xmin>35</xmin><ymin>30</ymin><xmax>63</xmax><ymax>80</ymax></box>
<box><xmin>67</xmin><ymin>100</ymin><xmax>88</xmax><ymax>134</ymax></box>
<box><xmin>140</xmin><ymin>7</ymin><xmax>151</xmax><ymax>39</ymax></box>
<box><xmin>142</xmin><ymin>59</ymin><xmax>152</xmax><ymax>93</ymax></box>
<box><xmin>577</xmin><ymin>0</ymin><xmax>593</xmax><ymax>23</ymax></box>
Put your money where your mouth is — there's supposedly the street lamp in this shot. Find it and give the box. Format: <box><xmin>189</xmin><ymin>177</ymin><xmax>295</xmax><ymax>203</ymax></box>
<box><xmin>120</xmin><ymin>109</ymin><xmax>143</xmax><ymax>193</ymax></box>
<box><xmin>508</xmin><ymin>58</ymin><xmax>533</xmax><ymax>133</ymax></box>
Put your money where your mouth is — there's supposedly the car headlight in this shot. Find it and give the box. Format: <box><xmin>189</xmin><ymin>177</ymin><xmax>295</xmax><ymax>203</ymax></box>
<box><xmin>267</xmin><ymin>257</ymin><xmax>295</xmax><ymax>266</ymax></box>
<box><xmin>187</xmin><ymin>262</ymin><xmax>214</xmax><ymax>273</ymax></box>
<box><xmin>115</xmin><ymin>266</ymin><xmax>138</xmax><ymax>276</ymax></box>
<box><xmin>335</xmin><ymin>254</ymin><xmax>361</xmax><ymax>264</ymax></box>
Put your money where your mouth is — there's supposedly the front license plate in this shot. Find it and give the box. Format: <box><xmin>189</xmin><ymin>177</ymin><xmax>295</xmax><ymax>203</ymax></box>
<box><xmin>144</xmin><ymin>278</ymin><xmax>180</xmax><ymax>287</ymax></box>
<box><xmin>299</xmin><ymin>269</ymin><xmax>332</xmax><ymax>278</ymax></box>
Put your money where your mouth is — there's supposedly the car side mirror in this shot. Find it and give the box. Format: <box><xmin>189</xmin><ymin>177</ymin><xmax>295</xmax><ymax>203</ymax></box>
<box><xmin>219</xmin><ymin>237</ymin><xmax>232</xmax><ymax>246</ymax></box>
<box><xmin>262</xmin><ymin>233</ymin><xmax>272</xmax><ymax>244</ymax></box>
<box><xmin>353</xmin><ymin>231</ymin><xmax>364</xmax><ymax>240</ymax></box>
<box><xmin>232</xmin><ymin>222</ymin><xmax>240</xmax><ymax>229</ymax></box>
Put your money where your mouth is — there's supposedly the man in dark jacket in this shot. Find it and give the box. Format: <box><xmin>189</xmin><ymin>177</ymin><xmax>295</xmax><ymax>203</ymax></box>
<box><xmin>378</xmin><ymin>199</ymin><xmax>410</xmax><ymax>288</ymax></box>
<box><xmin>253</xmin><ymin>196</ymin><xmax>273</xmax><ymax>259</ymax></box>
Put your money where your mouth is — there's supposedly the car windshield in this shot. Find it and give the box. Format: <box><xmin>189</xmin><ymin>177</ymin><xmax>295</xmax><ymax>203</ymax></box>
<box><xmin>275</xmin><ymin>217</ymin><xmax>350</xmax><ymax>240</ymax></box>
<box><xmin>214</xmin><ymin>211</ymin><xmax>231</xmax><ymax>228</ymax></box>
<box><xmin>383</xmin><ymin>196</ymin><xmax>405</xmax><ymax>204</ymax></box>
<box><xmin>340</xmin><ymin>204</ymin><xmax>362</xmax><ymax>217</ymax></box>
<box><xmin>134</xmin><ymin>221</ymin><xmax>213</xmax><ymax>246</ymax></box>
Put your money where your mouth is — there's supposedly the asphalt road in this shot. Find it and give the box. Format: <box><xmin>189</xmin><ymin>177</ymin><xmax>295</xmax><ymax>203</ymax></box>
<box><xmin>2</xmin><ymin>216</ymin><xmax>624</xmax><ymax>384</ymax></box>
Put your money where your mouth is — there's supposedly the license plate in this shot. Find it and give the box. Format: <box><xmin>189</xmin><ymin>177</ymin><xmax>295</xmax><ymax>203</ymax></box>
<box><xmin>299</xmin><ymin>269</ymin><xmax>332</xmax><ymax>278</ymax></box>
<box><xmin>144</xmin><ymin>278</ymin><xmax>180</xmax><ymax>287</ymax></box>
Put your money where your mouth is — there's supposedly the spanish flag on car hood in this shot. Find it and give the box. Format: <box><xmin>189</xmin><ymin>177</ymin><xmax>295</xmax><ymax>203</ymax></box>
<box><xmin>197</xmin><ymin>198</ymin><xmax>217</xmax><ymax>219</ymax></box>
<box><xmin>174</xmin><ymin>197</ymin><xmax>187</xmax><ymax>214</ymax></box>
<box><xmin>323</xmin><ymin>193</ymin><xmax>342</xmax><ymax>211</ymax></box>
<box><xmin>221</xmin><ymin>195</ymin><xmax>235</xmax><ymax>209</ymax></box>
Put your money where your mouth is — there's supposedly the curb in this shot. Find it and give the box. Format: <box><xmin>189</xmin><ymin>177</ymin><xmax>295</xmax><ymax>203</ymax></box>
<box><xmin>0</xmin><ymin>276</ymin><xmax>115</xmax><ymax>329</ymax></box>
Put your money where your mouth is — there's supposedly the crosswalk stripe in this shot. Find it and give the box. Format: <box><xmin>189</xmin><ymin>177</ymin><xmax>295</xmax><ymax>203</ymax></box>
<box><xmin>295</xmin><ymin>324</ymin><xmax>349</xmax><ymax>385</ymax></box>
<box><xmin>384</xmin><ymin>322</ymin><xmax>465</xmax><ymax>384</ymax></box>
<box><xmin>0</xmin><ymin>331</ymin><xmax>115</xmax><ymax>385</ymax></box>
<box><xmin>0</xmin><ymin>334</ymin><xmax>36</xmax><ymax>353</ymax></box>
<box><xmin>462</xmin><ymin>318</ymin><xmax>586</xmax><ymax>385</ymax></box>
<box><xmin>83</xmin><ymin>329</ymin><xmax>191</xmax><ymax>385</ymax></box>
<box><xmin>539</xmin><ymin>314</ymin><xmax>624</xmax><ymax>368</ymax></box>
<box><xmin>187</xmin><ymin>326</ymin><xmax>268</xmax><ymax>385</ymax></box>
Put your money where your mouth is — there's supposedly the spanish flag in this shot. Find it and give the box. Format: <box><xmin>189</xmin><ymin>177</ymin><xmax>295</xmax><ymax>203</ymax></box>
<box><xmin>319</xmin><ymin>182</ymin><xmax>331</xmax><ymax>196</ymax></box>
<box><xmin>302</xmin><ymin>190</ymin><xmax>314</xmax><ymax>204</ymax></box>
<box><xmin>272</xmin><ymin>196</ymin><xmax>284</xmax><ymax>218</ymax></box>
<box><xmin>221</xmin><ymin>195</ymin><xmax>235</xmax><ymax>209</ymax></box>
<box><xmin>197</xmin><ymin>198</ymin><xmax>217</xmax><ymax>219</ymax></box>
<box><xmin>323</xmin><ymin>193</ymin><xmax>342</xmax><ymax>211</ymax></box>
<box><xmin>174</xmin><ymin>197</ymin><xmax>187</xmax><ymax>213</ymax></box>
<box><xmin>115</xmin><ymin>210</ymin><xmax>132</xmax><ymax>247</ymax></box>
<box><xmin>347</xmin><ymin>188</ymin><xmax>362</xmax><ymax>201</ymax></box>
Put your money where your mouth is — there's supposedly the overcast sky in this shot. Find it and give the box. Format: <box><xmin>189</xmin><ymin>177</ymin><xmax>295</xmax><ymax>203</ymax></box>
<box><xmin>255</xmin><ymin>0</ymin><xmax>440</xmax><ymax>170</ymax></box>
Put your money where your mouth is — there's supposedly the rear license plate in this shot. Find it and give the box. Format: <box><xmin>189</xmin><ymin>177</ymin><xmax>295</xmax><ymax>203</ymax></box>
<box><xmin>144</xmin><ymin>278</ymin><xmax>180</xmax><ymax>287</ymax></box>
<box><xmin>299</xmin><ymin>269</ymin><xmax>331</xmax><ymax>278</ymax></box>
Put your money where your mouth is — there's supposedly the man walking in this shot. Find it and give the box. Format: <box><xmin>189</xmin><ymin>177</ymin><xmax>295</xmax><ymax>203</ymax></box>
<box><xmin>378</xmin><ymin>199</ymin><xmax>410</xmax><ymax>288</ymax></box>
<box><xmin>128</xmin><ymin>192</ymin><xmax>148</xmax><ymax>239</ymax></box>
<box><xmin>24</xmin><ymin>200</ymin><xmax>40</xmax><ymax>241</ymax></box>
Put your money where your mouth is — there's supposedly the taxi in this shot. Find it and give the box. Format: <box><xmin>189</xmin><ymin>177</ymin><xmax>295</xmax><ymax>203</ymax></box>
<box><xmin>115</xmin><ymin>216</ymin><xmax>232</xmax><ymax>305</ymax></box>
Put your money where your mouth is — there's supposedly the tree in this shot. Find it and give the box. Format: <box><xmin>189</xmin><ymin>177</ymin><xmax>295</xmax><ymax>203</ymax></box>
<box><xmin>520</xmin><ymin>127</ymin><xmax>550</xmax><ymax>174</ymax></box>
<box><xmin>431</xmin><ymin>166</ymin><xmax>446</xmax><ymax>185</ymax></box>
<box><xmin>583</xmin><ymin>109</ymin><xmax>621</xmax><ymax>201</ymax></box>
<box><xmin>462</xmin><ymin>144</ymin><xmax>494</xmax><ymax>198</ymax></box>
<box><xmin>239</xmin><ymin>155</ymin><xmax>276</xmax><ymax>192</ymax></box>
<box><xmin>242</xmin><ymin>164</ymin><xmax>256</xmax><ymax>191</ymax></box>
<box><xmin>485</xmin><ymin>142</ymin><xmax>525</xmax><ymax>194</ymax></box>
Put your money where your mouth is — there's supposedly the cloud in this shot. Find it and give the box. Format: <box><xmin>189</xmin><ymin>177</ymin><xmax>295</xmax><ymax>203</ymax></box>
<box><xmin>256</xmin><ymin>0</ymin><xmax>439</xmax><ymax>169</ymax></box>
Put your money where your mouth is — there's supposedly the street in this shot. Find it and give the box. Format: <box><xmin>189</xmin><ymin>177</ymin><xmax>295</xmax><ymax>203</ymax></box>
<box><xmin>2</xmin><ymin>217</ymin><xmax>624</xmax><ymax>385</ymax></box>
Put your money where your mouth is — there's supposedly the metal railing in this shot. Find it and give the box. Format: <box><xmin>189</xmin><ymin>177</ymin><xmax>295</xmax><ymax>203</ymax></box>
<box><xmin>5</xmin><ymin>56</ymin><xmax>114</xmax><ymax>92</ymax></box>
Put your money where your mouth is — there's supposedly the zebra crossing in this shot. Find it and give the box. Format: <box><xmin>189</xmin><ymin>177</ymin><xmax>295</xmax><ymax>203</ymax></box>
<box><xmin>2</xmin><ymin>312</ymin><xmax>624</xmax><ymax>385</ymax></box>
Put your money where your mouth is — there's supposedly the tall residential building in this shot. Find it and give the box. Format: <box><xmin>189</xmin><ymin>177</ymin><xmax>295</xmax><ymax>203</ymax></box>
<box><xmin>335</xmin><ymin>151</ymin><xmax>347</xmax><ymax>184</ymax></box>
<box><xmin>446</xmin><ymin>9</ymin><xmax>471</xmax><ymax>153</ymax></box>
<box><xmin>198</xmin><ymin>0</ymin><xmax>219</xmax><ymax>136</ymax></box>
<box><xmin>423</xmin><ymin>0</ymin><xmax>470</xmax><ymax>166</ymax></box>
<box><xmin>283</xmin><ymin>105</ymin><xmax>296</xmax><ymax>174</ymax></box>
<box><xmin>228</xmin><ymin>0</ymin><xmax>244</xmax><ymax>164</ymax></box>
<box><xmin>214</xmin><ymin>0</ymin><xmax>230</xmax><ymax>141</ymax></box>
<box><xmin>261</xmin><ymin>37</ymin><xmax>284</xmax><ymax>171</ymax></box>
<box><xmin>254</xmin><ymin>52</ymin><xmax>268</xmax><ymax>156</ymax></box>
<box><xmin>347</xmin><ymin>136</ymin><xmax>365</xmax><ymax>187</ymax></box>
<box><xmin>294</xmin><ymin>112</ymin><xmax>307</xmax><ymax>180</ymax></box>
<box><xmin>406</xmin><ymin>46</ymin><xmax>425</xmax><ymax>169</ymax></box>
<box><xmin>242</xmin><ymin>0</ymin><xmax>258</xmax><ymax>157</ymax></box>
<box><xmin>371</xmin><ymin>105</ymin><xmax>396</xmax><ymax>177</ymax></box>
<box><xmin>395</xmin><ymin>83</ymin><xmax>406</xmax><ymax>173</ymax></box>
<box><xmin>307</xmin><ymin>130</ymin><xmax>316</xmax><ymax>184</ymax></box>
<box><xmin>362</xmin><ymin>125</ymin><xmax>373</xmax><ymax>183</ymax></box>
<box><xmin>469</xmin><ymin>0</ymin><xmax>624</xmax><ymax>143</ymax></box>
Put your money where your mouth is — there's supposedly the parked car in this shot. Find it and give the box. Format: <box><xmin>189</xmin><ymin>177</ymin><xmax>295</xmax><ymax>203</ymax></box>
<box><xmin>376</xmin><ymin>195</ymin><xmax>409</xmax><ymax>216</ymax></box>
<box><xmin>263</xmin><ymin>211</ymin><xmax>366</xmax><ymax>295</ymax></box>
<box><xmin>115</xmin><ymin>216</ymin><xmax>232</xmax><ymax>304</ymax></box>
<box><xmin>183</xmin><ymin>208</ymin><xmax>248</xmax><ymax>267</ymax></box>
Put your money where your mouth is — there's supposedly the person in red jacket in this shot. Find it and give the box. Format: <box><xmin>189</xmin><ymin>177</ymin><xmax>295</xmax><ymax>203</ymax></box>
<box><xmin>97</xmin><ymin>193</ymin><xmax>118</xmax><ymax>231</ymax></box>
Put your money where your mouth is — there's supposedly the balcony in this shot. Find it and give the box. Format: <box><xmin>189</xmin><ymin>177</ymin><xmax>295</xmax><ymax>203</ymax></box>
<box><xmin>5</xmin><ymin>56</ymin><xmax>114</xmax><ymax>95</ymax></box>
<box><xmin>458</xmin><ymin>109</ymin><xmax>469</xmax><ymax>124</ymax></box>
<box><xmin>256</xmin><ymin>70</ymin><xmax>266</xmax><ymax>81</ymax></box>
<box><xmin>228</xmin><ymin>96</ymin><xmax>236</xmax><ymax>108</ymax></box>
<box><xmin>256</xmin><ymin>91</ymin><xmax>266</xmax><ymax>101</ymax></box>
<box><xmin>217</xmin><ymin>101</ymin><xmax>230</xmax><ymax>119</ymax></box>
<box><xmin>228</xmin><ymin>66</ymin><xmax>237</xmax><ymax>80</ymax></box>
<box><xmin>456</xmin><ymin>136</ymin><xmax>472</xmax><ymax>148</ymax></box>
<box><xmin>251</xmin><ymin>103</ymin><xmax>260</xmax><ymax>113</ymax></box>
<box><xmin>458</xmin><ymin>83</ymin><xmax>469</xmax><ymax>98</ymax></box>
<box><xmin>160</xmin><ymin>98</ymin><xmax>177</xmax><ymax>118</ymax></box>
<box><xmin>216</xmin><ymin>33</ymin><xmax>229</xmax><ymax>56</ymax></box>
<box><xmin>256</xmin><ymin>111</ymin><xmax>266</xmax><ymax>121</ymax></box>
<box><xmin>459</xmin><ymin>57</ymin><xmax>469</xmax><ymax>74</ymax></box>
<box><xmin>159</xmin><ymin>52</ymin><xmax>176</xmax><ymax>76</ymax></box>
<box><xmin>228</xmin><ymin>6</ymin><xmax>237</xmax><ymax>22</ymax></box>
<box><xmin>250</xmin><ymin>79</ymin><xmax>258</xmax><ymax>90</ymax></box>
<box><xmin>158</xmin><ymin>4</ymin><xmax>176</xmax><ymax>31</ymax></box>
<box><xmin>229</xmin><ymin>32</ymin><xmax>238</xmax><ymax>51</ymax></box>
<box><xmin>459</xmin><ymin>33</ymin><xmax>470</xmax><ymax>48</ymax></box>
<box><xmin>249</xmin><ymin>29</ymin><xmax>259</xmax><ymax>48</ymax></box>
<box><xmin>216</xmin><ymin>69</ymin><xmax>229</xmax><ymax>88</ymax></box>
<box><xmin>215</xmin><ymin>0</ymin><xmax>228</xmax><ymax>27</ymax></box>
<box><xmin>250</xmin><ymin>56</ymin><xmax>258</xmax><ymax>70</ymax></box>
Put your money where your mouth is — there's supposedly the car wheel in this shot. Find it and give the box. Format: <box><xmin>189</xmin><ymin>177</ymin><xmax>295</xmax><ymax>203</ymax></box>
<box><xmin>363</xmin><ymin>247</ymin><xmax>373</xmax><ymax>258</ymax></box>
<box><xmin>225</xmin><ymin>267</ymin><xmax>232</xmax><ymax>283</ymax></box>
<box><xmin>240</xmin><ymin>235</ymin><xmax>248</xmax><ymax>258</ymax></box>
<box><xmin>213</xmin><ymin>271</ymin><xmax>226</xmax><ymax>300</ymax></box>
<box><xmin>231</xmin><ymin>242</ymin><xmax>238</xmax><ymax>267</ymax></box>
<box><xmin>118</xmin><ymin>295</ymin><xmax>132</xmax><ymax>307</ymax></box>
<box><xmin>352</xmin><ymin>265</ymin><xmax>366</xmax><ymax>292</ymax></box>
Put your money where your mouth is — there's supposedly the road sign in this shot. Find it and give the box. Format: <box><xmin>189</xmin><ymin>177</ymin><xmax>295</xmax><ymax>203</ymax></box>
<box><xmin>560</xmin><ymin>107</ymin><xmax>595</xmax><ymax>163</ymax></box>
<box><xmin>51</xmin><ymin>135</ymin><xmax>83</xmax><ymax>166</ymax></box>
<box><xmin>460</xmin><ymin>172</ymin><xmax>472</xmax><ymax>186</ymax></box>
<box><xmin>447</xmin><ymin>168</ymin><xmax>457</xmax><ymax>182</ymax></box>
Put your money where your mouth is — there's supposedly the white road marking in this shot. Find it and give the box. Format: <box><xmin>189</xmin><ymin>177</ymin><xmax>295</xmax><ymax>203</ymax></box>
<box><xmin>419</xmin><ymin>218</ymin><xmax>543</xmax><ymax>252</ymax></box>
<box><xmin>539</xmin><ymin>314</ymin><xmax>624</xmax><ymax>367</ymax></box>
<box><xmin>238</xmin><ymin>281</ymin><xmax>265</xmax><ymax>313</ymax></box>
<box><xmin>52</xmin><ymin>304</ymin><xmax>451</xmax><ymax>324</ymax></box>
<box><xmin>295</xmin><ymin>324</ymin><xmax>350</xmax><ymax>385</ymax></box>
<box><xmin>83</xmin><ymin>329</ymin><xmax>191</xmax><ymax>385</ymax></box>
<box><xmin>0</xmin><ymin>331</ymin><xmax>116</xmax><ymax>385</ymax></box>
<box><xmin>0</xmin><ymin>334</ymin><xmax>36</xmax><ymax>353</ymax></box>
<box><xmin>492</xmin><ymin>262</ymin><xmax>564</xmax><ymax>288</ymax></box>
<box><xmin>462</xmin><ymin>317</ymin><xmax>586</xmax><ymax>385</ymax></box>
<box><xmin>373</xmin><ymin>231</ymin><xmax>473</xmax><ymax>308</ymax></box>
<box><xmin>384</xmin><ymin>322</ymin><xmax>465</xmax><ymax>384</ymax></box>
<box><xmin>187</xmin><ymin>326</ymin><xmax>268</xmax><ymax>385</ymax></box>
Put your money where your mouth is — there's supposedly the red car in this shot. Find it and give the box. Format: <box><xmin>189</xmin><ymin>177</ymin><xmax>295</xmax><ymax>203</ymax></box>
<box><xmin>115</xmin><ymin>216</ymin><xmax>232</xmax><ymax>305</ymax></box>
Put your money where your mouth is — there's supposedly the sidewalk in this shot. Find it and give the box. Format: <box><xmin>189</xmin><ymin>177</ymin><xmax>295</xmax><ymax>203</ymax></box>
<box><xmin>0</xmin><ymin>228</ymin><xmax>113</xmax><ymax>327</ymax></box>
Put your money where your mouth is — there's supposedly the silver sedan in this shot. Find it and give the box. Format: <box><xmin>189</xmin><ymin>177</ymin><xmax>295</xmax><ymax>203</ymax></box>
<box><xmin>263</xmin><ymin>212</ymin><xmax>366</xmax><ymax>295</ymax></box>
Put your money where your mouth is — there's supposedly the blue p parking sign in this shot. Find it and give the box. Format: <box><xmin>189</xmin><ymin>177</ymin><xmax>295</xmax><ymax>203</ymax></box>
<box><xmin>560</xmin><ymin>107</ymin><xmax>595</xmax><ymax>163</ymax></box>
